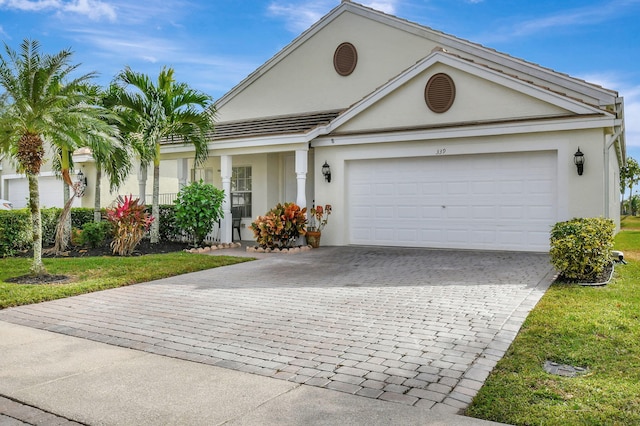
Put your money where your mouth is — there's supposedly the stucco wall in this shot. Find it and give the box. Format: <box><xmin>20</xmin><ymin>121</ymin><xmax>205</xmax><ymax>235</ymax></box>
<box><xmin>218</xmin><ymin>11</ymin><xmax>440</xmax><ymax>121</ymax></box>
<box><xmin>313</xmin><ymin>128</ymin><xmax>611</xmax><ymax>247</ymax></box>
<box><xmin>336</xmin><ymin>63</ymin><xmax>569</xmax><ymax>133</ymax></box>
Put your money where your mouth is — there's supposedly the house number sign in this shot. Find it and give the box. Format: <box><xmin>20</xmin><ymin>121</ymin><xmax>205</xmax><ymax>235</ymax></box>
<box><xmin>436</xmin><ymin>148</ymin><xmax>447</xmax><ymax>155</ymax></box>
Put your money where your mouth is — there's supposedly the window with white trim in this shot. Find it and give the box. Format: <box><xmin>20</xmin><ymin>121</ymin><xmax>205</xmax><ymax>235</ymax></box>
<box><xmin>191</xmin><ymin>168</ymin><xmax>214</xmax><ymax>184</ymax></box>
<box><xmin>231</xmin><ymin>166</ymin><xmax>252</xmax><ymax>217</ymax></box>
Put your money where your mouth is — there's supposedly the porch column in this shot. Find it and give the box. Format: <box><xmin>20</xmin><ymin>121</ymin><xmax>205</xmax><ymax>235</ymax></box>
<box><xmin>295</xmin><ymin>150</ymin><xmax>308</xmax><ymax>209</ymax></box>
<box><xmin>220</xmin><ymin>155</ymin><xmax>232</xmax><ymax>243</ymax></box>
<box><xmin>177</xmin><ymin>158</ymin><xmax>188</xmax><ymax>189</ymax></box>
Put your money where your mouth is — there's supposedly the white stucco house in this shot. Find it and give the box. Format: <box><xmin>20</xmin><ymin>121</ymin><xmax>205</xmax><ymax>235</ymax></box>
<box><xmin>0</xmin><ymin>1</ymin><xmax>626</xmax><ymax>252</ymax></box>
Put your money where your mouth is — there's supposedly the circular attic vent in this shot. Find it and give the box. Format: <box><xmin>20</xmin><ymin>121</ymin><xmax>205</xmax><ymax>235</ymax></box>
<box><xmin>425</xmin><ymin>73</ymin><xmax>456</xmax><ymax>113</ymax></box>
<box><xmin>334</xmin><ymin>42</ymin><xmax>357</xmax><ymax>76</ymax></box>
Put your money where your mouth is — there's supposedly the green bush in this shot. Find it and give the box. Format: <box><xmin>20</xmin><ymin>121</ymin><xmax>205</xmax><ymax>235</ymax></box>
<box><xmin>175</xmin><ymin>181</ymin><xmax>225</xmax><ymax>246</ymax></box>
<box><xmin>0</xmin><ymin>206</ymin><xmax>120</xmax><ymax>257</ymax></box>
<box><xmin>80</xmin><ymin>221</ymin><xmax>113</xmax><ymax>248</ymax></box>
<box><xmin>250</xmin><ymin>202</ymin><xmax>307</xmax><ymax>249</ymax></box>
<box><xmin>41</xmin><ymin>208</ymin><xmax>61</xmax><ymax>246</ymax></box>
<box><xmin>0</xmin><ymin>209</ymin><xmax>31</xmax><ymax>257</ymax></box>
<box><xmin>71</xmin><ymin>208</ymin><xmax>98</xmax><ymax>228</ymax></box>
<box><xmin>158</xmin><ymin>204</ymin><xmax>181</xmax><ymax>242</ymax></box>
<box><xmin>550</xmin><ymin>217</ymin><xmax>615</xmax><ymax>281</ymax></box>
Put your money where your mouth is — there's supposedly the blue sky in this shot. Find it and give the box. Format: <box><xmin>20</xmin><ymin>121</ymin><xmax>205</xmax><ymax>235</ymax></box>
<box><xmin>1</xmin><ymin>0</ymin><xmax>639</xmax><ymax>159</ymax></box>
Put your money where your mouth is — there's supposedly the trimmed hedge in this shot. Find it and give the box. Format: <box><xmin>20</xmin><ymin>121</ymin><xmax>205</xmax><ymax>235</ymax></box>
<box><xmin>0</xmin><ymin>206</ymin><xmax>164</xmax><ymax>257</ymax></box>
<box><xmin>550</xmin><ymin>217</ymin><xmax>615</xmax><ymax>282</ymax></box>
<box><xmin>0</xmin><ymin>209</ymin><xmax>32</xmax><ymax>257</ymax></box>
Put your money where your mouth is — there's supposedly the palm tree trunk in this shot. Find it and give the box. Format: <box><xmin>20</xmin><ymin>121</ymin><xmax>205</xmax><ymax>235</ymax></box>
<box><xmin>151</xmin><ymin>161</ymin><xmax>160</xmax><ymax>243</ymax></box>
<box><xmin>94</xmin><ymin>165</ymin><xmax>102</xmax><ymax>222</ymax></box>
<box><xmin>50</xmin><ymin>150</ymin><xmax>74</xmax><ymax>254</ymax></box>
<box><xmin>27</xmin><ymin>173</ymin><xmax>46</xmax><ymax>275</ymax></box>
<box><xmin>63</xmin><ymin>180</ymin><xmax>71</xmax><ymax>244</ymax></box>
<box><xmin>138</xmin><ymin>163</ymin><xmax>147</xmax><ymax>203</ymax></box>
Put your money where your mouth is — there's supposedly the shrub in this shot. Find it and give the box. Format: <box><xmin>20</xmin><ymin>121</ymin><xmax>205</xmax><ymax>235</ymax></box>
<box><xmin>41</xmin><ymin>208</ymin><xmax>62</xmax><ymax>247</ymax></box>
<box><xmin>174</xmin><ymin>181</ymin><xmax>225</xmax><ymax>246</ymax></box>
<box><xmin>106</xmin><ymin>195</ymin><xmax>154</xmax><ymax>256</ymax></box>
<box><xmin>158</xmin><ymin>204</ymin><xmax>181</xmax><ymax>242</ymax></box>
<box><xmin>550</xmin><ymin>217</ymin><xmax>615</xmax><ymax>282</ymax></box>
<box><xmin>250</xmin><ymin>202</ymin><xmax>307</xmax><ymax>249</ymax></box>
<box><xmin>0</xmin><ymin>209</ymin><xmax>31</xmax><ymax>257</ymax></box>
<box><xmin>80</xmin><ymin>221</ymin><xmax>113</xmax><ymax>248</ymax></box>
<box><xmin>71</xmin><ymin>208</ymin><xmax>97</xmax><ymax>228</ymax></box>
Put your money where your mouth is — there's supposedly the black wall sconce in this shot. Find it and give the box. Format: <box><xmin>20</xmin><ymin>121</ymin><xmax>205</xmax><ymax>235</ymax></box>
<box><xmin>322</xmin><ymin>161</ymin><xmax>332</xmax><ymax>182</ymax></box>
<box><xmin>574</xmin><ymin>148</ymin><xmax>585</xmax><ymax>176</ymax></box>
<box><xmin>75</xmin><ymin>170</ymin><xmax>88</xmax><ymax>197</ymax></box>
<box><xmin>76</xmin><ymin>170</ymin><xmax>87</xmax><ymax>186</ymax></box>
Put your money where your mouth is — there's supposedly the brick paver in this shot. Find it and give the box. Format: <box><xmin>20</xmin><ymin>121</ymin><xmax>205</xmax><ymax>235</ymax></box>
<box><xmin>0</xmin><ymin>246</ymin><xmax>554</xmax><ymax>412</ymax></box>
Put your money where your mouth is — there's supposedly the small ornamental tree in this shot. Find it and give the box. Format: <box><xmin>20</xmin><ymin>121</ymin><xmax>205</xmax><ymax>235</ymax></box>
<box><xmin>250</xmin><ymin>202</ymin><xmax>307</xmax><ymax>249</ymax></box>
<box><xmin>106</xmin><ymin>195</ymin><xmax>154</xmax><ymax>256</ymax></box>
<box><xmin>174</xmin><ymin>180</ymin><xmax>225</xmax><ymax>247</ymax></box>
<box><xmin>550</xmin><ymin>217</ymin><xmax>615</xmax><ymax>282</ymax></box>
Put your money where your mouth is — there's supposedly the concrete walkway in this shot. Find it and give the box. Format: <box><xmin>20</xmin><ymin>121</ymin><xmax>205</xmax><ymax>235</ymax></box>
<box><xmin>0</xmin><ymin>246</ymin><xmax>555</xmax><ymax>425</ymax></box>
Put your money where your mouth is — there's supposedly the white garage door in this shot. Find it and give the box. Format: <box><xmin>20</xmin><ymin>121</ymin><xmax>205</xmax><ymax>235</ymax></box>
<box><xmin>8</xmin><ymin>176</ymin><xmax>66</xmax><ymax>209</ymax></box>
<box><xmin>347</xmin><ymin>151</ymin><xmax>557</xmax><ymax>252</ymax></box>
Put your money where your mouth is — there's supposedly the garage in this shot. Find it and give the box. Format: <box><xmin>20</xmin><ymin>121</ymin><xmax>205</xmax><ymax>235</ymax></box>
<box><xmin>347</xmin><ymin>151</ymin><xmax>557</xmax><ymax>252</ymax></box>
<box><xmin>7</xmin><ymin>176</ymin><xmax>67</xmax><ymax>209</ymax></box>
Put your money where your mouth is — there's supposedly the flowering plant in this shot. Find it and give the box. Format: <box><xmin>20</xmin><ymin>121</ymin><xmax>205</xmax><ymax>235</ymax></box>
<box><xmin>106</xmin><ymin>195</ymin><xmax>154</xmax><ymax>256</ymax></box>
<box><xmin>308</xmin><ymin>204</ymin><xmax>332</xmax><ymax>232</ymax></box>
<box><xmin>250</xmin><ymin>202</ymin><xmax>307</xmax><ymax>249</ymax></box>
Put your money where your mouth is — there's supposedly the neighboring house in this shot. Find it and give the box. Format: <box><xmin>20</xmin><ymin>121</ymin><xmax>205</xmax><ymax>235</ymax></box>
<box><xmin>1</xmin><ymin>1</ymin><xmax>626</xmax><ymax>252</ymax></box>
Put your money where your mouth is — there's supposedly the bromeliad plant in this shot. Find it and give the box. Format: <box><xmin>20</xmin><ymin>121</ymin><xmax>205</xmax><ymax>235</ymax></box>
<box><xmin>250</xmin><ymin>202</ymin><xmax>307</xmax><ymax>249</ymax></box>
<box><xmin>308</xmin><ymin>204</ymin><xmax>332</xmax><ymax>232</ymax></box>
<box><xmin>106</xmin><ymin>195</ymin><xmax>154</xmax><ymax>256</ymax></box>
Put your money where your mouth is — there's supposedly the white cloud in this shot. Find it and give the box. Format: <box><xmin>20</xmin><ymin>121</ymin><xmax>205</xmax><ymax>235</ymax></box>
<box><xmin>62</xmin><ymin>0</ymin><xmax>116</xmax><ymax>21</ymax></box>
<box><xmin>476</xmin><ymin>0</ymin><xmax>638</xmax><ymax>43</ymax></box>
<box><xmin>268</xmin><ymin>0</ymin><xmax>399</xmax><ymax>33</ymax></box>
<box><xmin>0</xmin><ymin>0</ymin><xmax>116</xmax><ymax>21</ymax></box>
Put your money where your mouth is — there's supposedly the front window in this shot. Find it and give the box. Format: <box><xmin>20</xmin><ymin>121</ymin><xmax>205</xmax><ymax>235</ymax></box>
<box><xmin>232</xmin><ymin>166</ymin><xmax>252</xmax><ymax>217</ymax></box>
<box><xmin>191</xmin><ymin>167</ymin><xmax>214</xmax><ymax>184</ymax></box>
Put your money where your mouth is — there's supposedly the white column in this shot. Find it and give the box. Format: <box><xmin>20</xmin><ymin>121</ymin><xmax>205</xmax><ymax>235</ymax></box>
<box><xmin>177</xmin><ymin>158</ymin><xmax>188</xmax><ymax>189</ymax></box>
<box><xmin>220</xmin><ymin>155</ymin><xmax>232</xmax><ymax>243</ymax></box>
<box><xmin>295</xmin><ymin>150</ymin><xmax>308</xmax><ymax>209</ymax></box>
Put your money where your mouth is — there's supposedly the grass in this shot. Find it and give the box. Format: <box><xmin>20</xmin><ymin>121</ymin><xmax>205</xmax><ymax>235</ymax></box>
<box><xmin>466</xmin><ymin>218</ymin><xmax>640</xmax><ymax>425</ymax></box>
<box><xmin>0</xmin><ymin>253</ymin><xmax>252</xmax><ymax>309</ymax></box>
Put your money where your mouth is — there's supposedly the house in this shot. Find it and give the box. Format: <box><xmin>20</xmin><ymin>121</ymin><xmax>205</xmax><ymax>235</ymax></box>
<box><xmin>1</xmin><ymin>1</ymin><xmax>625</xmax><ymax>252</ymax></box>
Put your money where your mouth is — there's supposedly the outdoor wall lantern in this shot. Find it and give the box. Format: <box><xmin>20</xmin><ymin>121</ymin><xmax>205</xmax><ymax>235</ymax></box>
<box><xmin>574</xmin><ymin>148</ymin><xmax>585</xmax><ymax>176</ymax></box>
<box><xmin>76</xmin><ymin>170</ymin><xmax>87</xmax><ymax>186</ymax></box>
<box><xmin>322</xmin><ymin>161</ymin><xmax>332</xmax><ymax>183</ymax></box>
<box><xmin>75</xmin><ymin>170</ymin><xmax>87</xmax><ymax>197</ymax></box>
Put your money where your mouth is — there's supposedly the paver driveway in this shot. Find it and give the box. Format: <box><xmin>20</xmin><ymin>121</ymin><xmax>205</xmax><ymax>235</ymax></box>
<box><xmin>0</xmin><ymin>246</ymin><xmax>554</xmax><ymax>412</ymax></box>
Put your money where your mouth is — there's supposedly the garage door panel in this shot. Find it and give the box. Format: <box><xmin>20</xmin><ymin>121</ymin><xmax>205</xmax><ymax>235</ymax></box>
<box><xmin>347</xmin><ymin>151</ymin><xmax>556</xmax><ymax>251</ymax></box>
<box><xmin>422</xmin><ymin>182</ymin><xmax>443</xmax><ymax>195</ymax></box>
<box><xmin>421</xmin><ymin>206</ymin><xmax>443</xmax><ymax>219</ymax></box>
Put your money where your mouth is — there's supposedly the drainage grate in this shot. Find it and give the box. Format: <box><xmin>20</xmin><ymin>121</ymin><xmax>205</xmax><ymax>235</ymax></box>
<box><xmin>544</xmin><ymin>360</ymin><xmax>589</xmax><ymax>377</ymax></box>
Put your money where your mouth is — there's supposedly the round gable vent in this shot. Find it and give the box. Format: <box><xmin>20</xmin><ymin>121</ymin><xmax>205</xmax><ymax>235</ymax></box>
<box><xmin>334</xmin><ymin>42</ymin><xmax>357</xmax><ymax>76</ymax></box>
<box><xmin>425</xmin><ymin>73</ymin><xmax>456</xmax><ymax>113</ymax></box>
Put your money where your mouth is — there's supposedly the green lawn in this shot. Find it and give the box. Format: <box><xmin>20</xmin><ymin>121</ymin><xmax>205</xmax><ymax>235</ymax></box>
<box><xmin>0</xmin><ymin>253</ymin><xmax>251</xmax><ymax>309</ymax></box>
<box><xmin>466</xmin><ymin>221</ymin><xmax>640</xmax><ymax>425</ymax></box>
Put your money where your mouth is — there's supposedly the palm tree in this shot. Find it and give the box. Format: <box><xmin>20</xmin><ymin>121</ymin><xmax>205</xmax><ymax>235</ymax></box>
<box><xmin>0</xmin><ymin>39</ymin><xmax>119</xmax><ymax>274</ymax></box>
<box><xmin>113</xmin><ymin>66</ymin><xmax>214</xmax><ymax>243</ymax></box>
<box><xmin>48</xmin><ymin>85</ymin><xmax>132</xmax><ymax>254</ymax></box>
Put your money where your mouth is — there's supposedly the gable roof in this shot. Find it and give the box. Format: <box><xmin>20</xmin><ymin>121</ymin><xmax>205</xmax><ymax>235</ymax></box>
<box><xmin>325</xmin><ymin>50</ymin><xmax>613</xmax><ymax>134</ymax></box>
<box><xmin>216</xmin><ymin>1</ymin><xmax>619</xmax><ymax>112</ymax></box>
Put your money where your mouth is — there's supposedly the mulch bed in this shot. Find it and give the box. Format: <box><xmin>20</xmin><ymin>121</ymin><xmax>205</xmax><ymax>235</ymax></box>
<box><xmin>7</xmin><ymin>240</ymin><xmax>193</xmax><ymax>285</ymax></box>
